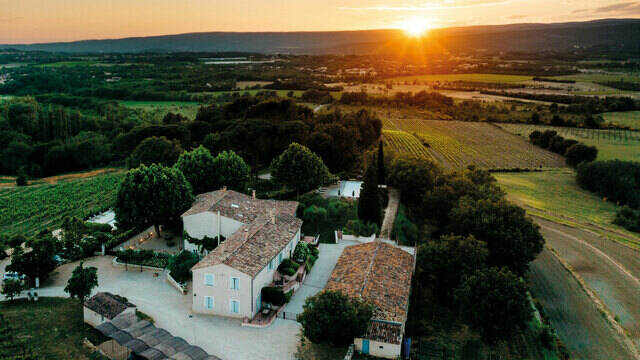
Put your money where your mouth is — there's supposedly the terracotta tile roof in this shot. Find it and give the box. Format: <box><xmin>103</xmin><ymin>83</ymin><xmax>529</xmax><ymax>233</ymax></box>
<box><xmin>192</xmin><ymin>213</ymin><xmax>303</xmax><ymax>277</ymax></box>
<box><xmin>84</xmin><ymin>292</ymin><xmax>136</xmax><ymax>320</ymax></box>
<box><xmin>181</xmin><ymin>189</ymin><xmax>298</xmax><ymax>223</ymax></box>
<box><xmin>326</xmin><ymin>242</ymin><xmax>414</xmax><ymax>324</ymax></box>
<box><xmin>363</xmin><ymin>320</ymin><xmax>403</xmax><ymax>345</ymax></box>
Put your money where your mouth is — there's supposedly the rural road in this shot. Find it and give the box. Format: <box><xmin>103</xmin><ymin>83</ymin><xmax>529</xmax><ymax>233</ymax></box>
<box><xmin>530</xmin><ymin>217</ymin><xmax>640</xmax><ymax>359</ymax></box>
<box><xmin>379</xmin><ymin>187</ymin><xmax>400</xmax><ymax>239</ymax></box>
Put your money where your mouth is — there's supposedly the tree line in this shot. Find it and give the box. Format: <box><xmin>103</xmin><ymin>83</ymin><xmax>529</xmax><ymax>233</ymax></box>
<box><xmin>529</xmin><ymin>130</ymin><xmax>598</xmax><ymax>167</ymax></box>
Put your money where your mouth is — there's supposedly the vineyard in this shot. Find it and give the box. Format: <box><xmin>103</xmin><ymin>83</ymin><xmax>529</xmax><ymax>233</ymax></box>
<box><xmin>0</xmin><ymin>171</ymin><xmax>125</xmax><ymax>238</ymax></box>
<box><xmin>382</xmin><ymin>130</ymin><xmax>434</xmax><ymax>160</ymax></box>
<box><xmin>382</xmin><ymin>118</ymin><xmax>566</xmax><ymax>169</ymax></box>
<box><xmin>497</xmin><ymin>123</ymin><xmax>640</xmax><ymax>162</ymax></box>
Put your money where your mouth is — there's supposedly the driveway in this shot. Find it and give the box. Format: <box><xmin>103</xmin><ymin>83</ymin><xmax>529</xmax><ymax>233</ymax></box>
<box><xmin>285</xmin><ymin>240</ymin><xmax>358</xmax><ymax>315</ymax></box>
<box><xmin>2</xmin><ymin>256</ymin><xmax>299</xmax><ymax>360</ymax></box>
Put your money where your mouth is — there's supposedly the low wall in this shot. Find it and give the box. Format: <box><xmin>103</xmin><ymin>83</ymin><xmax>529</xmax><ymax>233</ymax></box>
<box><xmin>110</xmin><ymin>226</ymin><xmax>156</xmax><ymax>251</ymax></box>
<box><xmin>166</xmin><ymin>272</ymin><xmax>187</xmax><ymax>295</ymax></box>
<box><xmin>335</xmin><ymin>232</ymin><xmax>376</xmax><ymax>244</ymax></box>
<box><xmin>112</xmin><ymin>257</ymin><xmax>164</xmax><ymax>272</ymax></box>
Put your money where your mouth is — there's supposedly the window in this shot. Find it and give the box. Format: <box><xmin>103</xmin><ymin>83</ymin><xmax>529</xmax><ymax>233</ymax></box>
<box><xmin>268</xmin><ymin>258</ymin><xmax>274</xmax><ymax>270</ymax></box>
<box><xmin>230</xmin><ymin>300</ymin><xmax>240</xmax><ymax>314</ymax></box>
<box><xmin>230</xmin><ymin>277</ymin><xmax>240</xmax><ymax>290</ymax></box>
<box><xmin>204</xmin><ymin>296</ymin><xmax>214</xmax><ymax>309</ymax></box>
<box><xmin>278</xmin><ymin>252</ymin><xmax>283</xmax><ymax>264</ymax></box>
<box><xmin>204</xmin><ymin>274</ymin><xmax>214</xmax><ymax>286</ymax></box>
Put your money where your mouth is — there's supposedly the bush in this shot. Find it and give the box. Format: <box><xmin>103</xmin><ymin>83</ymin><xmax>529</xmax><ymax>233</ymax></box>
<box><xmin>1</xmin><ymin>279</ymin><xmax>23</xmax><ymax>300</ymax></box>
<box><xmin>565</xmin><ymin>143</ymin><xmax>598</xmax><ymax>167</ymax></box>
<box><xmin>613</xmin><ymin>206</ymin><xmax>640</xmax><ymax>232</ymax></box>
<box><xmin>168</xmin><ymin>251</ymin><xmax>200</xmax><ymax>283</ymax></box>
<box><xmin>261</xmin><ymin>286</ymin><xmax>287</xmax><ymax>306</ymax></box>
<box><xmin>344</xmin><ymin>220</ymin><xmax>378</xmax><ymax>237</ymax></box>
<box><xmin>293</xmin><ymin>242</ymin><xmax>311</xmax><ymax>263</ymax></box>
<box><xmin>277</xmin><ymin>258</ymin><xmax>299</xmax><ymax>276</ymax></box>
<box><xmin>116</xmin><ymin>249</ymin><xmax>169</xmax><ymax>268</ymax></box>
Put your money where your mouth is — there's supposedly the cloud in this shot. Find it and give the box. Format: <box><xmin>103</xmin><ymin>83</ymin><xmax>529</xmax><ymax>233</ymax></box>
<box><xmin>508</xmin><ymin>14</ymin><xmax>528</xmax><ymax>19</ymax></box>
<box><xmin>572</xmin><ymin>1</ymin><xmax>640</xmax><ymax>15</ymax></box>
<box><xmin>340</xmin><ymin>0</ymin><xmax>520</xmax><ymax>12</ymax></box>
<box><xmin>595</xmin><ymin>1</ymin><xmax>637</xmax><ymax>12</ymax></box>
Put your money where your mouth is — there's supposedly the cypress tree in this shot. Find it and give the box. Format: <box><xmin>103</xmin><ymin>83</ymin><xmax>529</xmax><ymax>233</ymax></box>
<box><xmin>377</xmin><ymin>141</ymin><xmax>385</xmax><ymax>184</ymax></box>
<box><xmin>358</xmin><ymin>158</ymin><xmax>381</xmax><ymax>226</ymax></box>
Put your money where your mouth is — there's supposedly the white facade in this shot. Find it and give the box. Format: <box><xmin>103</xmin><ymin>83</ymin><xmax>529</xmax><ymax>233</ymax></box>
<box><xmin>83</xmin><ymin>306</ymin><xmax>136</xmax><ymax>327</ymax></box>
<box><xmin>191</xmin><ymin>230</ymin><xmax>301</xmax><ymax>319</ymax></box>
<box><xmin>183</xmin><ymin>211</ymin><xmax>244</xmax><ymax>252</ymax></box>
<box><xmin>354</xmin><ymin>337</ymin><xmax>401</xmax><ymax>359</ymax></box>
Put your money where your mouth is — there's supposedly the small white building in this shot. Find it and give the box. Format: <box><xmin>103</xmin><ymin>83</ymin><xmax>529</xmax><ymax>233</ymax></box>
<box><xmin>83</xmin><ymin>292</ymin><xmax>136</xmax><ymax>327</ymax></box>
<box><xmin>183</xmin><ymin>189</ymin><xmax>303</xmax><ymax>320</ymax></box>
<box><xmin>326</xmin><ymin>241</ymin><xmax>415</xmax><ymax>359</ymax></box>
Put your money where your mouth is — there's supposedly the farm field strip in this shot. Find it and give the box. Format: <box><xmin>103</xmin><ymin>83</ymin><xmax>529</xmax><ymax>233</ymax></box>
<box><xmin>382</xmin><ymin>130</ymin><xmax>434</xmax><ymax>160</ymax></box>
<box><xmin>603</xmin><ymin>111</ymin><xmax>640</xmax><ymax>130</ymax></box>
<box><xmin>389</xmin><ymin>73</ymin><xmax>533</xmax><ymax>84</ymax></box>
<box><xmin>382</xmin><ymin>118</ymin><xmax>566</xmax><ymax>169</ymax></box>
<box><xmin>497</xmin><ymin>123</ymin><xmax>640</xmax><ymax>162</ymax></box>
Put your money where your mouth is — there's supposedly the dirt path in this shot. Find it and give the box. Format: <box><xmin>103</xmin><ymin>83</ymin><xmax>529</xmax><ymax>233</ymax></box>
<box><xmin>528</xmin><ymin>248</ymin><xmax>636</xmax><ymax>360</ymax></box>
<box><xmin>379</xmin><ymin>188</ymin><xmax>400</xmax><ymax>239</ymax></box>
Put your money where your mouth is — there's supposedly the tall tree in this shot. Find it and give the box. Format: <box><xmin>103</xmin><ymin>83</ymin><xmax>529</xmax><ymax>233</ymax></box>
<box><xmin>212</xmin><ymin>150</ymin><xmax>250</xmax><ymax>191</ymax></box>
<box><xmin>271</xmin><ymin>143</ymin><xmax>332</xmax><ymax>196</ymax></box>
<box><xmin>174</xmin><ymin>145</ymin><xmax>217</xmax><ymax>195</ymax></box>
<box><xmin>127</xmin><ymin>136</ymin><xmax>184</xmax><ymax>169</ymax></box>
<box><xmin>64</xmin><ymin>262</ymin><xmax>98</xmax><ymax>302</ymax></box>
<box><xmin>377</xmin><ymin>141</ymin><xmax>385</xmax><ymax>184</ymax></box>
<box><xmin>7</xmin><ymin>235</ymin><xmax>58</xmax><ymax>285</ymax></box>
<box><xmin>298</xmin><ymin>290</ymin><xmax>373</xmax><ymax>347</ymax></box>
<box><xmin>454</xmin><ymin>267</ymin><xmax>532</xmax><ymax>342</ymax></box>
<box><xmin>1</xmin><ymin>279</ymin><xmax>23</xmax><ymax>301</ymax></box>
<box><xmin>358</xmin><ymin>159</ymin><xmax>381</xmax><ymax>226</ymax></box>
<box><xmin>115</xmin><ymin>164</ymin><xmax>194</xmax><ymax>237</ymax></box>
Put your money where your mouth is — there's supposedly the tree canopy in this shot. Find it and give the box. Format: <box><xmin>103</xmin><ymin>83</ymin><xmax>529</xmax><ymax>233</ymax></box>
<box><xmin>270</xmin><ymin>143</ymin><xmax>332</xmax><ymax>195</ymax></box>
<box><xmin>64</xmin><ymin>262</ymin><xmax>99</xmax><ymax>302</ymax></box>
<box><xmin>127</xmin><ymin>136</ymin><xmax>184</xmax><ymax>168</ymax></box>
<box><xmin>7</xmin><ymin>235</ymin><xmax>58</xmax><ymax>284</ymax></box>
<box><xmin>174</xmin><ymin>145</ymin><xmax>217</xmax><ymax>195</ymax></box>
<box><xmin>358</xmin><ymin>159</ymin><xmax>381</xmax><ymax>226</ymax></box>
<box><xmin>212</xmin><ymin>150</ymin><xmax>250</xmax><ymax>191</ymax></box>
<box><xmin>115</xmin><ymin>164</ymin><xmax>194</xmax><ymax>236</ymax></box>
<box><xmin>298</xmin><ymin>290</ymin><xmax>373</xmax><ymax>347</ymax></box>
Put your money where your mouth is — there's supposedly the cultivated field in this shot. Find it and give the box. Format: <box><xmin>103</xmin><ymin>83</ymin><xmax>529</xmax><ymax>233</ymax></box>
<box><xmin>382</xmin><ymin>118</ymin><xmax>566</xmax><ymax>169</ymax></box>
<box><xmin>382</xmin><ymin>130</ymin><xmax>434</xmax><ymax>161</ymax></box>
<box><xmin>603</xmin><ymin>111</ymin><xmax>640</xmax><ymax>130</ymax></box>
<box><xmin>494</xmin><ymin>169</ymin><xmax>640</xmax><ymax>248</ymax></box>
<box><xmin>0</xmin><ymin>171</ymin><xmax>124</xmax><ymax>238</ymax></box>
<box><xmin>497</xmin><ymin>123</ymin><xmax>640</xmax><ymax>162</ymax></box>
<box><xmin>389</xmin><ymin>73</ymin><xmax>533</xmax><ymax>84</ymax></box>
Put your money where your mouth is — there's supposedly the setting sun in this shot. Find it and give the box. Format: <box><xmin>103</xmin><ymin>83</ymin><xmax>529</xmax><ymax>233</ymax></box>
<box><xmin>399</xmin><ymin>18</ymin><xmax>431</xmax><ymax>37</ymax></box>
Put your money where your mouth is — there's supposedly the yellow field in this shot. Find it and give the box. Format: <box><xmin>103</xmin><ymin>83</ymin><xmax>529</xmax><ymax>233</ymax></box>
<box><xmin>389</xmin><ymin>73</ymin><xmax>533</xmax><ymax>84</ymax></box>
<box><xmin>383</xmin><ymin>118</ymin><xmax>566</xmax><ymax>169</ymax></box>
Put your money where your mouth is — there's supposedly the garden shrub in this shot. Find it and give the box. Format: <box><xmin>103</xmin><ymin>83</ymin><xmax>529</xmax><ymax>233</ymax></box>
<box><xmin>293</xmin><ymin>242</ymin><xmax>310</xmax><ymax>263</ymax></box>
<box><xmin>278</xmin><ymin>258</ymin><xmax>299</xmax><ymax>276</ymax></box>
<box><xmin>344</xmin><ymin>220</ymin><xmax>378</xmax><ymax>236</ymax></box>
<box><xmin>168</xmin><ymin>251</ymin><xmax>200</xmax><ymax>283</ymax></box>
<box><xmin>261</xmin><ymin>286</ymin><xmax>287</xmax><ymax>306</ymax></box>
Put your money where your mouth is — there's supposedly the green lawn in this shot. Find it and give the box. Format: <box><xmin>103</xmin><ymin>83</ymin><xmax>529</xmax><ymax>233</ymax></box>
<box><xmin>0</xmin><ymin>298</ymin><xmax>108</xmax><ymax>359</ymax></box>
<box><xmin>390</xmin><ymin>73</ymin><xmax>533</xmax><ymax>83</ymax></box>
<box><xmin>38</xmin><ymin>60</ymin><xmax>100</xmax><ymax>68</ymax></box>
<box><xmin>118</xmin><ymin>100</ymin><xmax>202</xmax><ymax>120</ymax></box>
<box><xmin>0</xmin><ymin>171</ymin><xmax>124</xmax><ymax>238</ymax></box>
<box><xmin>603</xmin><ymin>111</ymin><xmax>640</xmax><ymax>130</ymax></box>
<box><xmin>494</xmin><ymin>169</ymin><xmax>637</xmax><ymax>236</ymax></box>
<box><xmin>551</xmin><ymin>73</ymin><xmax>640</xmax><ymax>83</ymax></box>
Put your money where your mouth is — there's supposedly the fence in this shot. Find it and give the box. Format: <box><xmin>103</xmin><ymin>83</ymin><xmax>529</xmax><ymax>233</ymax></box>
<box><xmin>276</xmin><ymin>311</ymin><xmax>300</xmax><ymax>321</ymax></box>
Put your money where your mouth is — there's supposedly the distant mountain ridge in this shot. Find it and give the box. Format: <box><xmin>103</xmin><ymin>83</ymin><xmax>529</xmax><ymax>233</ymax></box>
<box><xmin>1</xmin><ymin>18</ymin><xmax>639</xmax><ymax>54</ymax></box>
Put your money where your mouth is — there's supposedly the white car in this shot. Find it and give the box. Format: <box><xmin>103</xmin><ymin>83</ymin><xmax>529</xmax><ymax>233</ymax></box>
<box><xmin>3</xmin><ymin>272</ymin><xmax>25</xmax><ymax>281</ymax></box>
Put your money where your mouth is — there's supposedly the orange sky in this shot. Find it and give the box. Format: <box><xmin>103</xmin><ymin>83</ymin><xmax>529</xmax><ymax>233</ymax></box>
<box><xmin>1</xmin><ymin>0</ymin><xmax>639</xmax><ymax>44</ymax></box>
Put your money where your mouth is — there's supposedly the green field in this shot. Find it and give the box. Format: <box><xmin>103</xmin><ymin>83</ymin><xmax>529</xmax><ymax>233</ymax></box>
<box><xmin>390</xmin><ymin>73</ymin><xmax>533</xmax><ymax>83</ymax></box>
<box><xmin>0</xmin><ymin>171</ymin><xmax>124</xmax><ymax>238</ymax></box>
<box><xmin>38</xmin><ymin>60</ymin><xmax>101</xmax><ymax>68</ymax></box>
<box><xmin>0</xmin><ymin>298</ymin><xmax>108</xmax><ymax>359</ymax></box>
<box><xmin>119</xmin><ymin>100</ymin><xmax>202</xmax><ymax>120</ymax></box>
<box><xmin>551</xmin><ymin>73</ymin><xmax>640</xmax><ymax>84</ymax></box>
<box><xmin>495</xmin><ymin>169</ymin><xmax>640</xmax><ymax>247</ymax></box>
<box><xmin>603</xmin><ymin>111</ymin><xmax>640</xmax><ymax>130</ymax></box>
<box><xmin>497</xmin><ymin>123</ymin><xmax>640</xmax><ymax>162</ymax></box>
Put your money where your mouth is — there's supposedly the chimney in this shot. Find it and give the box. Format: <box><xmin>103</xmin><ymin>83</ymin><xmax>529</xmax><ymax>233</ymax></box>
<box><xmin>244</xmin><ymin>228</ymin><xmax>249</xmax><ymax>241</ymax></box>
<box><xmin>271</xmin><ymin>208</ymin><xmax>277</xmax><ymax>225</ymax></box>
<box><xmin>252</xmin><ymin>190</ymin><xmax>256</xmax><ymax>199</ymax></box>
<box><xmin>222</xmin><ymin>186</ymin><xmax>227</xmax><ymax>192</ymax></box>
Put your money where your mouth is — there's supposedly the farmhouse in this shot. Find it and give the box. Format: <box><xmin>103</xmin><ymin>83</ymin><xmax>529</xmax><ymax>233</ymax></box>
<box><xmin>183</xmin><ymin>188</ymin><xmax>303</xmax><ymax>319</ymax></box>
<box><xmin>83</xmin><ymin>292</ymin><xmax>136</xmax><ymax>327</ymax></box>
<box><xmin>326</xmin><ymin>241</ymin><xmax>415</xmax><ymax>359</ymax></box>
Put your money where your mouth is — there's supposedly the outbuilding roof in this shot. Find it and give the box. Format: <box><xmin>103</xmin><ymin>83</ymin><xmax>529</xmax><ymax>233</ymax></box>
<box><xmin>84</xmin><ymin>292</ymin><xmax>136</xmax><ymax>320</ymax></box>
<box><xmin>325</xmin><ymin>241</ymin><xmax>414</xmax><ymax>324</ymax></box>
<box><xmin>192</xmin><ymin>213</ymin><xmax>303</xmax><ymax>277</ymax></box>
<box><xmin>181</xmin><ymin>189</ymin><xmax>298</xmax><ymax>223</ymax></box>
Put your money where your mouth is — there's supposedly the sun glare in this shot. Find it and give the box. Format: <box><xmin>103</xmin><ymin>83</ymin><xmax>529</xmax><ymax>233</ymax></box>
<box><xmin>400</xmin><ymin>18</ymin><xmax>430</xmax><ymax>37</ymax></box>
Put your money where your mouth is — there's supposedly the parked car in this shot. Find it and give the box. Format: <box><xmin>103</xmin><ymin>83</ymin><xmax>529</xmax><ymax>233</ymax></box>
<box><xmin>3</xmin><ymin>272</ymin><xmax>26</xmax><ymax>281</ymax></box>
